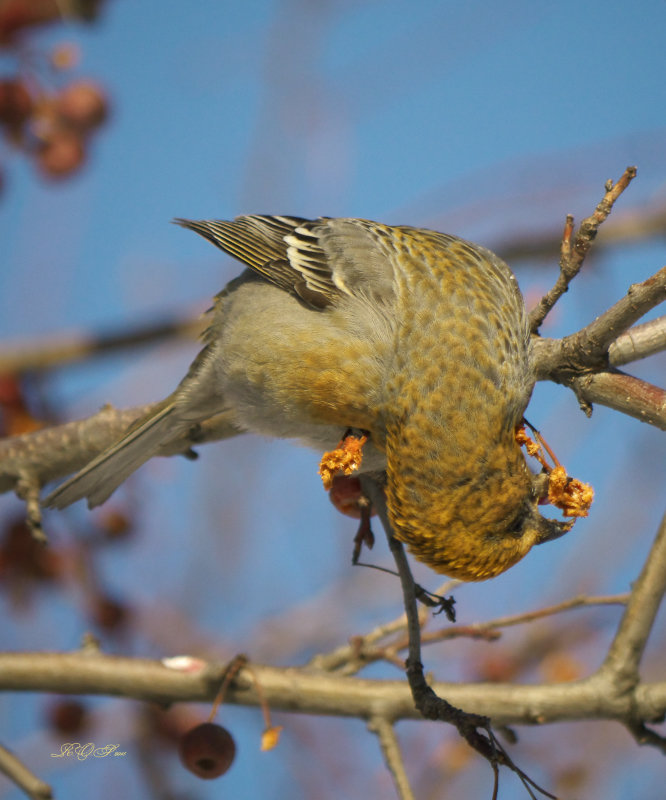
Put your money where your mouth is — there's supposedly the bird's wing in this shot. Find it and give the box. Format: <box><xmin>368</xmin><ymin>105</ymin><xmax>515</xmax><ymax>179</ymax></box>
<box><xmin>175</xmin><ymin>215</ymin><xmax>397</xmax><ymax>310</ymax></box>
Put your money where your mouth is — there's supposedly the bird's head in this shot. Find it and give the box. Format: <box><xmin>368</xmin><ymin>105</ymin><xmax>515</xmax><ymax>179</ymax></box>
<box><xmin>387</xmin><ymin>450</ymin><xmax>574</xmax><ymax>581</ymax></box>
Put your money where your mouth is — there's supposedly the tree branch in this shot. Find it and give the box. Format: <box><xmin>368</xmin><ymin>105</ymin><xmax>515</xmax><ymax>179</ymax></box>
<box><xmin>360</xmin><ymin>476</ymin><xmax>557</xmax><ymax>797</ymax></box>
<box><xmin>0</xmin><ymin>743</ymin><xmax>52</xmax><ymax>800</ymax></box>
<box><xmin>0</xmin><ymin>404</ymin><xmax>242</xmax><ymax>495</ymax></box>
<box><xmin>0</xmin><ymin>650</ymin><xmax>665</xmax><ymax>728</ymax></box>
<box><xmin>569</xmin><ymin>265</ymin><xmax>666</xmax><ymax>360</ymax></box>
<box><xmin>367</xmin><ymin>716</ymin><xmax>415</xmax><ymax>800</ymax></box>
<box><xmin>609</xmin><ymin>315</ymin><xmax>666</xmax><ymax>366</ymax></box>
<box><xmin>309</xmin><ymin>592</ymin><xmax>628</xmax><ymax>675</ymax></box>
<box><xmin>529</xmin><ymin>166</ymin><xmax>637</xmax><ymax>332</ymax></box>
<box><xmin>0</xmin><ymin>315</ymin><xmax>204</xmax><ymax>374</ymax></box>
<box><xmin>600</xmin><ymin>510</ymin><xmax>666</xmax><ymax>689</ymax></box>
<box><xmin>573</xmin><ymin>371</ymin><xmax>666</xmax><ymax>429</ymax></box>
<box><xmin>1</xmin><ymin>269</ymin><xmax>663</xmax><ymax>504</ymax></box>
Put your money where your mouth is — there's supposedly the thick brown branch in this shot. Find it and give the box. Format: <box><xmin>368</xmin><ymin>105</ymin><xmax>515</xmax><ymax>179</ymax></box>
<box><xmin>609</xmin><ymin>315</ymin><xmax>666</xmax><ymax>366</ymax></box>
<box><xmin>531</xmin><ymin>261</ymin><xmax>666</xmax><ymax>430</ymax></box>
<box><xmin>574</xmin><ymin>372</ymin><xmax>666</xmax><ymax>430</ymax></box>
<box><xmin>0</xmin><ymin>651</ymin><xmax>664</xmax><ymax>729</ymax></box>
<box><xmin>571</xmin><ymin>265</ymin><xmax>666</xmax><ymax>359</ymax></box>
<box><xmin>532</xmin><ymin>262</ymin><xmax>666</xmax><ymax>381</ymax></box>
<box><xmin>0</xmin><ymin>404</ymin><xmax>242</xmax><ymax>495</ymax></box>
<box><xmin>0</xmin><ymin>404</ymin><xmax>154</xmax><ymax>494</ymax></box>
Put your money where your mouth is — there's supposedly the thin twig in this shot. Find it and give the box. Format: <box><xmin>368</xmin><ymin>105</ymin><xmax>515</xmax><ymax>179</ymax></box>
<box><xmin>497</xmin><ymin>198</ymin><xmax>666</xmax><ymax>265</ymax></box>
<box><xmin>358</xmin><ymin>476</ymin><xmax>557</xmax><ymax>798</ymax></box>
<box><xmin>367</xmin><ymin>716</ymin><xmax>415</xmax><ymax>800</ymax></box>
<box><xmin>15</xmin><ymin>473</ymin><xmax>46</xmax><ymax>543</ymax></box>
<box><xmin>624</xmin><ymin>720</ymin><xmax>666</xmax><ymax>754</ymax></box>
<box><xmin>0</xmin><ymin>314</ymin><xmax>204</xmax><ymax>374</ymax></box>
<box><xmin>311</xmin><ymin>592</ymin><xmax>629</xmax><ymax>675</ymax></box>
<box><xmin>208</xmin><ymin>654</ymin><xmax>248</xmax><ymax>721</ymax></box>
<box><xmin>529</xmin><ymin>166</ymin><xmax>637</xmax><ymax>332</ymax></box>
<box><xmin>420</xmin><ymin>592</ymin><xmax>629</xmax><ymax>647</ymax></box>
<box><xmin>600</xmin><ymin>510</ymin><xmax>666</xmax><ymax>688</ymax></box>
<box><xmin>0</xmin><ymin>743</ymin><xmax>52</xmax><ymax>800</ymax></box>
<box><xmin>308</xmin><ymin>583</ymin><xmax>459</xmax><ymax>673</ymax></box>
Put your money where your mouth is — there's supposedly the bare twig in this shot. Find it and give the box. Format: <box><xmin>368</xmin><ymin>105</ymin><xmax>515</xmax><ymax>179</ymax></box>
<box><xmin>528</xmin><ymin>214</ymin><xmax>576</xmax><ymax>332</ymax></box>
<box><xmin>498</xmin><ymin>201</ymin><xmax>666</xmax><ymax>266</ymax></box>
<box><xmin>308</xmin><ymin>578</ymin><xmax>460</xmax><ymax>673</ymax></box>
<box><xmin>0</xmin><ymin>315</ymin><xmax>204</xmax><ymax>374</ymax></box>
<box><xmin>308</xmin><ymin>607</ymin><xmax>427</xmax><ymax>674</ymax></box>
<box><xmin>311</xmin><ymin>592</ymin><xmax>628</xmax><ymax>674</ymax></box>
<box><xmin>359</xmin><ymin>476</ymin><xmax>557</xmax><ymax>798</ymax></box>
<box><xmin>529</xmin><ymin>166</ymin><xmax>637</xmax><ymax>332</ymax></box>
<box><xmin>624</xmin><ymin>720</ymin><xmax>666</xmax><ymax>754</ymax></box>
<box><xmin>420</xmin><ymin>592</ymin><xmax>629</xmax><ymax>647</ymax></box>
<box><xmin>600</xmin><ymin>510</ymin><xmax>666</xmax><ymax>688</ymax></box>
<box><xmin>367</xmin><ymin>716</ymin><xmax>415</xmax><ymax>800</ymax></box>
<box><xmin>14</xmin><ymin>473</ymin><xmax>46</xmax><ymax>543</ymax></box>
<box><xmin>0</xmin><ymin>742</ymin><xmax>52</xmax><ymax>800</ymax></box>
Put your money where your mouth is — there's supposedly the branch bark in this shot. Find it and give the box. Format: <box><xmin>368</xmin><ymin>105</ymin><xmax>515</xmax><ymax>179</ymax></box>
<box><xmin>0</xmin><ymin>651</ymin><xmax>665</xmax><ymax>728</ymax></box>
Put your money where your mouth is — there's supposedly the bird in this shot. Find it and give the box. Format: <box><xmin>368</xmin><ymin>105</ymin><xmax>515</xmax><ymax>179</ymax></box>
<box><xmin>44</xmin><ymin>215</ymin><xmax>571</xmax><ymax>580</ymax></box>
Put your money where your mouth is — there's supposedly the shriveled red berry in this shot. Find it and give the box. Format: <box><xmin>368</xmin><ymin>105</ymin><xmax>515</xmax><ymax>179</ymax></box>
<box><xmin>0</xmin><ymin>79</ymin><xmax>32</xmax><ymax>127</ymax></box>
<box><xmin>55</xmin><ymin>80</ymin><xmax>108</xmax><ymax>131</ymax></box>
<box><xmin>0</xmin><ymin>517</ymin><xmax>62</xmax><ymax>581</ymax></box>
<box><xmin>46</xmin><ymin>699</ymin><xmax>87</xmax><ymax>735</ymax></box>
<box><xmin>91</xmin><ymin>594</ymin><xmax>129</xmax><ymax>631</ymax></box>
<box><xmin>328</xmin><ymin>474</ymin><xmax>375</xmax><ymax>519</ymax></box>
<box><xmin>179</xmin><ymin>722</ymin><xmax>236</xmax><ymax>779</ymax></box>
<box><xmin>36</xmin><ymin>130</ymin><xmax>85</xmax><ymax>178</ymax></box>
<box><xmin>0</xmin><ymin>0</ymin><xmax>61</xmax><ymax>43</ymax></box>
<box><xmin>97</xmin><ymin>510</ymin><xmax>132</xmax><ymax>541</ymax></box>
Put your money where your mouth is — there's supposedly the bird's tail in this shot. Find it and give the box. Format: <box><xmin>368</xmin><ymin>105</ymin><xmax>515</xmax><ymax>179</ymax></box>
<box><xmin>44</xmin><ymin>401</ymin><xmax>183</xmax><ymax>510</ymax></box>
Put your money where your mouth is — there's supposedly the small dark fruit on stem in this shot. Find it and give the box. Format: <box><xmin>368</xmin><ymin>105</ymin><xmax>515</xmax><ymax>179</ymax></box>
<box><xmin>47</xmin><ymin>699</ymin><xmax>87</xmax><ymax>735</ymax></box>
<box><xmin>179</xmin><ymin>722</ymin><xmax>236</xmax><ymax>779</ymax></box>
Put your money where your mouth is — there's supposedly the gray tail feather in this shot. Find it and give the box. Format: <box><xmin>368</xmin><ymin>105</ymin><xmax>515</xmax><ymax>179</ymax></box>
<box><xmin>44</xmin><ymin>402</ymin><xmax>181</xmax><ymax>510</ymax></box>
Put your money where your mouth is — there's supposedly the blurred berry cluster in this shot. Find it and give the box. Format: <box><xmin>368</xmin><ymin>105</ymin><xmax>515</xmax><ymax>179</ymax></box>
<box><xmin>0</xmin><ymin>0</ymin><xmax>109</xmax><ymax>188</ymax></box>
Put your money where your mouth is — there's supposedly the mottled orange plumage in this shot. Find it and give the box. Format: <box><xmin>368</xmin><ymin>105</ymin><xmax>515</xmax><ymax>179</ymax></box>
<box><xmin>45</xmin><ymin>216</ymin><xmax>570</xmax><ymax>579</ymax></box>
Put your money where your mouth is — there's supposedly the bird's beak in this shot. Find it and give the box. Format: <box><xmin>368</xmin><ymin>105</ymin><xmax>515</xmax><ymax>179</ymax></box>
<box><xmin>535</xmin><ymin>513</ymin><xmax>574</xmax><ymax>544</ymax></box>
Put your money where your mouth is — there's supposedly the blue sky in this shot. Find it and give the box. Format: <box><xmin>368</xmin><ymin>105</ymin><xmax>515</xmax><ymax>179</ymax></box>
<box><xmin>2</xmin><ymin>2</ymin><xmax>666</xmax><ymax>799</ymax></box>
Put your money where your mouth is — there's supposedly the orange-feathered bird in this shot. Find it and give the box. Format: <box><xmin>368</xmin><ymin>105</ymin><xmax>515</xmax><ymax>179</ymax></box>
<box><xmin>45</xmin><ymin>216</ymin><xmax>570</xmax><ymax>579</ymax></box>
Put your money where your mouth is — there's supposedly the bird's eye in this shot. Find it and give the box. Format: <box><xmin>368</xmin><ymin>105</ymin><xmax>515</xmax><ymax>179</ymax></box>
<box><xmin>504</xmin><ymin>509</ymin><xmax>526</xmax><ymax>537</ymax></box>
